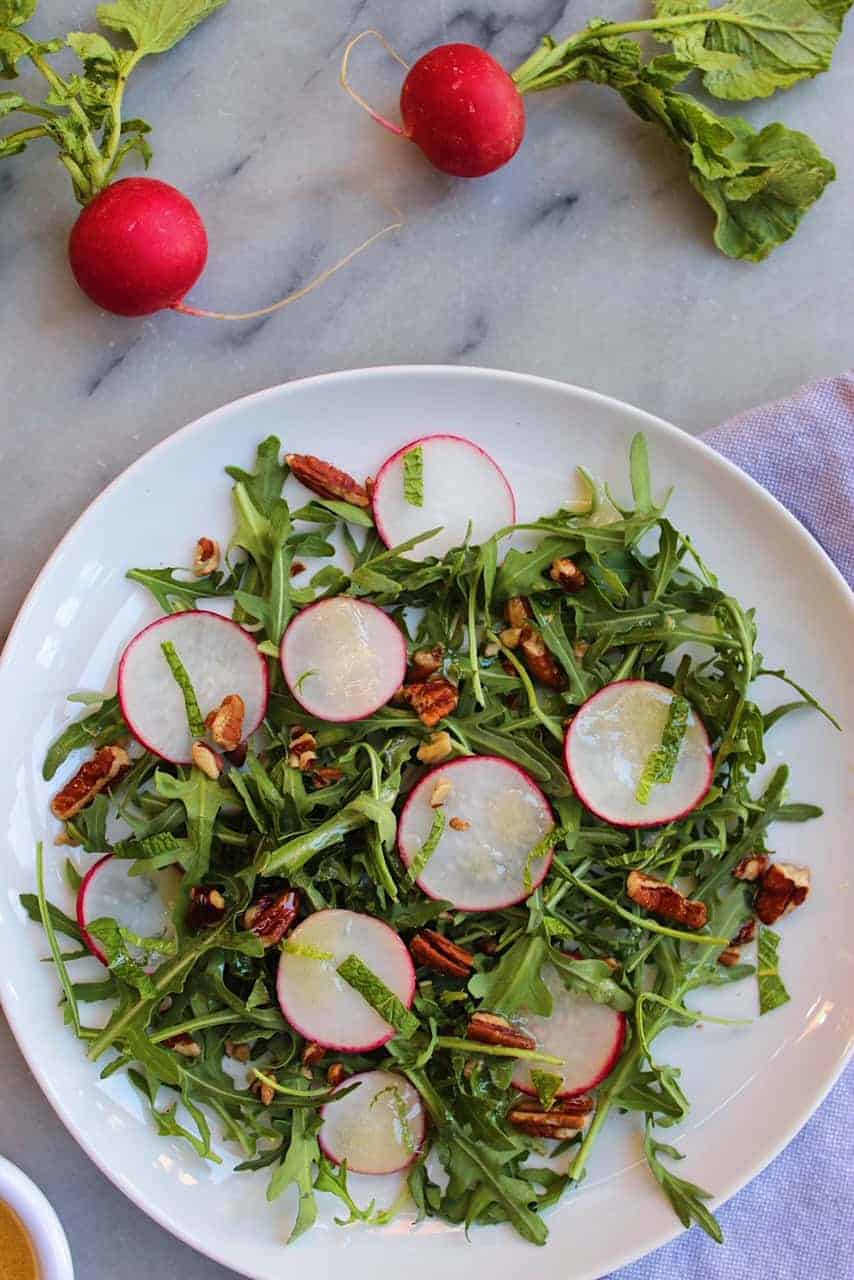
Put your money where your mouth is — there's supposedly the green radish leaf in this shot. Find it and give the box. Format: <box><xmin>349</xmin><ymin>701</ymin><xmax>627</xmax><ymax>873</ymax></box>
<box><xmin>0</xmin><ymin>0</ymin><xmax>36</xmax><ymax>27</ymax></box>
<box><xmin>97</xmin><ymin>0</ymin><xmax>229</xmax><ymax>55</ymax></box>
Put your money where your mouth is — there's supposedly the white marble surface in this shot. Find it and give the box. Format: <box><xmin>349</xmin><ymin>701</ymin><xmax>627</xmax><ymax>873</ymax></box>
<box><xmin>1</xmin><ymin>0</ymin><xmax>852</xmax><ymax>1276</ymax></box>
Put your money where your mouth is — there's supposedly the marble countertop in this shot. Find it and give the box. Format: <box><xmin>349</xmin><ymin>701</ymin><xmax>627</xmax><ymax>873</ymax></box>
<box><xmin>1</xmin><ymin>0</ymin><xmax>852</xmax><ymax>1276</ymax></box>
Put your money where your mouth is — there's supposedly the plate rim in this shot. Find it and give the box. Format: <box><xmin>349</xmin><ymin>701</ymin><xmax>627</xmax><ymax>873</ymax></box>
<box><xmin>1</xmin><ymin>363</ymin><xmax>852</xmax><ymax>1279</ymax></box>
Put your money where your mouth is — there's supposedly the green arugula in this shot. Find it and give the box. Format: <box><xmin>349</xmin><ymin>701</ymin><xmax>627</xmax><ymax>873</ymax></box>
<box><xmin>43</xmin><ymin>694</ymin><xmax>127</xmax><ymax>780</ymax></box>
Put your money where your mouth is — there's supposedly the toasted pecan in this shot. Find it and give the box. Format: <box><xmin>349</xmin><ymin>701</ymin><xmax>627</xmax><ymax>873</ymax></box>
<box><xmin>626</xmin><ymin>871</ymin><xmax>708</xmax><ymax>930</ymax></box>
<box><xmin>327</xmin><ymin>1063</ymin><xmax>348</xmax><ymax>1088</ymax></box>
<box><xmin>163</xmin><ymin>1033</ymin><xmax>202</xmax><ymax>1058</ymax></box>
<box><xmin>467</xmin><ymin>1011</ymin><xmax>535</xmax><ymax>1052</ymax></box>
<box><xmin>205</xmin><ymin>694</ymin><xmax>245</xmax><ymax>752</ymax></box>
<box><xmin>407</xmin><ymin>646</ymin><xmax>444</xmax><ymax>683</ymax></box>
<box><xmin>244</xmin><ymin>889</ymin><xmax>300</xmax><ymax>945</ymax></box>
<box><xmin>549</xmin><ymin>557</ymin><xmax>587</xmax><ymax>593</ymax></box>
<box><xmin>509</xmin><ymin>1097</ymin><xmax>593</xmax><ymax>1139</ymax></box>
<box><xmin>410</xmin><ymin>929</ymin><xmax>474</xmax><ymax>978</ymax></box>
<box><xmin>193</xmin><ymin>536</ymin><xmax>220</xmax><ymax>576</ymax></box>
<box><xmin>187</xmin><ymin>885</ymin><xmax>227</xmax><ymax>930</ymax></box>
<box><xmin>734</xmin><ymin>852</ymin><xmax>770</xmax><ymax>883</ymax></box>
<box><xmin>400</xmin><ymin>678</ymin><xmax>459</xmax><ymax>727</ymax></box>
<box><xmin>51</xmin><ymin>745</ymin><xmax>130</xmax><ymax>821</ymax></box>
<box><xmin>755</xmin><ymin>862</ymin><xmax>810</xmax><ymax>925</ymax></box>
<box><xmin>286</xmin><ymin>453</ymin><xmax>371</xmax><ymax>508</ymax></box>
<box><xmin>519</xmin><ymin>626</ymin><xmax>565</xmax><ymax>690</ymax></box>
<box><xmin>311</xmin><ymin>766</ymin><xmax>345</xmax><ymax>789</ymax></box>
<box><xmin>505</xmin><ymin>597</ymin><xmax>533</xmax><ymax>629</ymax></box>
<box><xmin>417</xmin><ymin>731</ymin><xmax>453</xmax><ymax>765</ymax></box>
<box><xmin>192</xmin><ymin>741</ymin><xmax>222</xmax><ymax>780</ymax></box>
<box><xmin>288</xmin><ymin>726</ymin><xmax>318</xmax><ymax>771</ymax></box>
<box><xmin>732</xmin><ymin>918</ymin><xmax>757</xmax><ymax>947</ymax></box>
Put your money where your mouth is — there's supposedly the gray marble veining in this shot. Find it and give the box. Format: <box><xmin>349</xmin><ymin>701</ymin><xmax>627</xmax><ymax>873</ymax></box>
<box><xmin>1</xmin><ymin>1</ymin><xmax>853</xmax><ymax>1275</ymax></box>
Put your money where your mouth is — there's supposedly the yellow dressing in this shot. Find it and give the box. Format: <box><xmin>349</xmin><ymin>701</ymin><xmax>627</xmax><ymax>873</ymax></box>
<box><xmin>0</xmin><ymin>1200</ymin><xmax>39</xmax><ymax>1280</ymax></box>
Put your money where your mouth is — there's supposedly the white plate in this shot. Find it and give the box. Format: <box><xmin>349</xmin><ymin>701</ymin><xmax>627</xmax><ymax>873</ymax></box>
<box><xmin>1</xmin><ymin>366</ymin><xmax>852</xmax><ymax>1279</ymax></box>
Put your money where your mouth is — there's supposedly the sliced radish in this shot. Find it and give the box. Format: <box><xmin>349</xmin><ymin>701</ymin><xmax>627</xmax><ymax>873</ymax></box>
<box><xmin>77</xmin><ymin>853</ymin><xmax>174</xmax><ymax>967</ymax></box>
<box><xmin>512</xmin><ymin>964</ymin><xmax>626</xmax><ymax>1098</ymax></box>
<box><xmin>118</xmin><ymin>610</ymin><xmax>268</xmax><ymax>764</ymax></box>
<box><xmin>276</xmin><ymin>909</ymin><xmax>415</xmax><ymax>1052</ymax></box>
<box><xmin>372</xmin><ymin>434</ymin><xmax>516</xmax><ymax>562</ymax></box>
<box><xmin>319</xmin><ymin>1070</ymin><xmax>426</xmax><ymax>1175</ymax></box>
<box><xmin>398</xmin><ymin>756</ymin><xmax>554</xmax><ymax>911</ymax></box>
<box><xmin>565</xmin><ymin>680</ymin><xmax>712</xmax><ymax>828</ymax></box>
<box><xmin>280</xmin><ymin>597</ymin><xmax>406</xmax><ymax>722</ymax></box>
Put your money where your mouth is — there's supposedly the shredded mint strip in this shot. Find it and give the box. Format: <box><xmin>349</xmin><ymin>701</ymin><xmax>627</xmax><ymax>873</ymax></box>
<box><xmin>530</xmin><ymin>1070</ymin><xmax>562</xmax><ymax>1110</ymax></box>
<box><xmin>283</xmin><ymin>940</ymin><xmax>334</xmax><ymax>961</ymax></box>
<box><xmin>523</xmin><ymin>825</ymin><xmax>567</xmax><ymax>892</ymax></box>
<box><xmin>403</xmin><ymin>446</ymin><xmax>424</xmax><ymax>508</ymax></box>
<box><xmin>636</xmin><ymin>695</ymin><xmax>690</xmax><ymax>805</ymax></box>
<box><xmin>371</xmin><ymin>1084</ymin><xmax>415</xmax><ymax>1153</ymax></box>
<box><xmin>337</xmin><ymin>954</ymin><xmax>418</xmax><ymax>1038</ymax></box>
<box><xmin>408</xmin><ymin>809</ymin><xmax>445</xmax><ymax>881</ymax></box>
<box><xmin>757</xmin><ymin>926</ymin><xmax>790</xmax><ymax>1015</ymax></box>
<box><xmin>161</xmin><ymin>640</ymin><xmax>206</xmax><ymax>739</ymax></box>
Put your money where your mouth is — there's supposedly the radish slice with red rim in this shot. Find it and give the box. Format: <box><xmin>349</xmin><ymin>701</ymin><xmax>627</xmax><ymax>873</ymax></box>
<box><xmin>398</xmin><ymin>755</ymin><xmax>555</xmax><ymax>911</ymax></box>
<box><xmin>372</xmin><ymin>434</ymin><xmax>516</xmax><ymax>561</ymax></box>
<box><xmin>76</xmin><ymin>853</ymin><xmax>174</xmax><ymax>967</ymax></box>
<box><xmin>276</xmin><ymin>909</ymin><xmax>415</xmax><ymax>1052</ymax></box>
<box><xmin>118</xmin><ymin>610</ymin><xmax>268</xmax><ymax>764</ymax></box>
<box><xmin>511</xmin><ymin>965</ymin><xmax>626</xmax><ymax>1099</ymax></box>
<box><xmin>319</xmin><ymin>1069</ymin><xmax>426</xmax><ymax>1174</ymax></box>
<box><xmin>280</xmin><ymin>597</ymin><xmax>406</xmax><ymax>723</ymax></box>
<box><xmin>565</xmin><ymin>680</ymin><xmax>712</xmax><ymax>828</ymax></box>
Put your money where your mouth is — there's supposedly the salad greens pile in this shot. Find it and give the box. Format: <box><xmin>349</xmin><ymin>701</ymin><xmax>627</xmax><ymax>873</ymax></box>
<box><xmin>27</xmin><ymin>432</ymin><xmax>833</xmax><ymax>1246</ymax></box>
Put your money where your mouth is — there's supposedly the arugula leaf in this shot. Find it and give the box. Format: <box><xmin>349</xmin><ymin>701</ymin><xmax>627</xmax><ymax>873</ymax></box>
<box><xmin>43</xmin><ymin>694</ymin><xmax>126</xmax><ymax>780</ymax></box>
<box><xmin>643</xmin><ymin>1129</ymin><xmax>723</xmax><ymax>1242</ymax></box>
<box><xmin>548</xmin><ymin>951</ymin><xmax>633</xmax><ymax>1012</ymax></box>
<box><xmin>531</xmin><ymin>1070</ymin><xmax>562</xmax><ymax>1109</ymax></box>
<box><xmin>267</xmin><ymin>1085</ymin><xmax>320</xmax><ymax>1242</ymax></box>
<box><xmin>0</xmin><ymin>1</ymin><xmax>37</xmax><ymax>26</ymax></box>
<box><xmin>35</xmin><ymin>842</ymin><xmax>83</xmax><ymax>1037</ymax></box>
<box><xmin>20</xmin><ymin>892</ymin><xmax>83</xmax><ymax>941</ymax></box>
<box><xmin>96</xmin><ymin>0</ymin><xmax>228</xmax><ymax>55</ymax></box>
<box><xmin>155</xmin><ymin>768</ymin><xmax>224</xmax><ymax>886</ymax></box>
<box><xmin>757</xmin><ymin>925</ymin><xmax>790</xmax><ymax>1014</ymax></box>
<box><xmin>126</xmin><ymin>566</ymin><xmax>236</xmax><ymax>614</ymax></box>
<box><xmin>403</xmin><ymin>445</ymin><xmax>424</xmax><ymax>507</ymax></box>
<box><xmin>469</xmin><ymin>936</ymin><xmax>552</xmax><ymax>1018</ymax></box>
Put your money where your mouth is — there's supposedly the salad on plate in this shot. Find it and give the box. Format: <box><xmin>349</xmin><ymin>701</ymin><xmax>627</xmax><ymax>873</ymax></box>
<box><xmin>25</xmin><ymin>429</ymin><xmax>834</xmax><ymax>1246</ymax></box>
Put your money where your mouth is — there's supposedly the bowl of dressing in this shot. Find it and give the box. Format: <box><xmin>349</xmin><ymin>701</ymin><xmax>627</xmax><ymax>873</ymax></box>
<box><xmin>0</xmin><ymin>1156</ymin><xmax>73</xmax><ymax>1280</ymax></box>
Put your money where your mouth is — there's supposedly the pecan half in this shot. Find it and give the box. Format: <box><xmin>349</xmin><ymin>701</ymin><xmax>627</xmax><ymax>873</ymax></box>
<box><xmin>286</xmin><ymin>453</ymin><xmax>371</xmax><ymax>508</ymax></box>
<box><xmin>519</xmin><ymin>626</ymin><xmax>565</xmax><ymax>690</ymax></box>
<box><xmin>417</xmin><ymin>730</ymin><xmax>453</xmax><ymax>765</ymax></box>
<box><xmin>244</xmin><ymin>888</ymin><xmax>301</xmax><ymax>945</ymax></box>
<box><xmin>193</xmin><ymin>536</ymin><xmax>220</xmax><ymax>577</ymax></box>
<box><xmin>311</xmin><ymin>766</ymin><xmax>344</xmax><ymax>789</ymax></box>
<box><xmin>408</xmin><ymin>646</ymin><xmax>444</xmax><ymax>683</ymax></box>
<box><xmin>288</xmin><ymin>726</ymin><xmax>318</xmax><ymax>771</ymax></box>
<box><xmin>549</xmin><ymin>557</ymin><xmax>587</xmax><ymax>593</ymax></box>
<box><xmin>732</xmin><ymin>918</ymin><xmax>757</xmax><ymax>947</ymax></box>
<box><xmin>466</xmin><ymin>1011</ymin><xmax>535</xmax><ymax>1052</ymax></box>
<box><xmin>51</xmin><ymin>745</ymin><xmax>130</xmax><ymax>821</ymax></box>
<box><xmin>509</xmin><ymin>1097</ymin><xmax>594</xmax><ymax>1139</ymax></box>
<box><xmin>163</xmin><ymin>1033</ymin><xmax>202</xmax><ymax>1058</ymax></box>
<box><xmin>410</xmin><ymin>929</ymin><xmax>474</xmax><ymax>978</ymax></box>
<box><xmin>734</xmin><ymin>852</ymin><xmax>770</xmax><ymax>882</ymax></box>
<box><xmin>626</xmin><ymin>871</ymin><xmax>708</xmax><ymax>930</ymax></box>
<box><xmin>755</xmin><ymin>862</ymin><xmax>810</xmax><ymax>925</ymax></box>
<box><xmin>205</xmin><ymin>694</ymin><xmax>245</xmax><ymax>753</ymax></box>
<box><xmin>400</xmin><ymin>678</ymin><xmax>459</xmax><ymax>727</ymax></box>
<box><xmin>187</xmin><ymin>885</ymin><xmax>227</xmax><ymax>930</ymax></box>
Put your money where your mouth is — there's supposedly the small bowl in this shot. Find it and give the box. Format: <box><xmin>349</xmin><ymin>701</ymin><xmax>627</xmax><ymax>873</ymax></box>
<box><xmin>0</xmin><ymin>1156</ymin><xmax>74</xmax><ymax>1280</ymax></box>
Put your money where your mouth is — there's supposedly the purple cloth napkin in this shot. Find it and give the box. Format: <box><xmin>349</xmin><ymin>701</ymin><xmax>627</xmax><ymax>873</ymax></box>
<box><xmin>609</xmin><ymin>374</ymin><xmax>854</xmax><ymax>1280</ymax></box>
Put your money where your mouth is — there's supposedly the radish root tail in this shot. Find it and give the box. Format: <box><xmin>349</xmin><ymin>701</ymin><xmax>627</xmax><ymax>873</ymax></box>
<box><xmin>172</xmin><ymin>218</ymin><xmax>402</xmax><ymax>321</ymax></box>
<box><xmin>340</xmin><ymin>28</ymin><xmax>409</xmax><ymax>137</ymax></box>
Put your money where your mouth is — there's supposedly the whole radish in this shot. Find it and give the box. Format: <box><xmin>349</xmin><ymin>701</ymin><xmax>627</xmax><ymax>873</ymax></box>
<box><xmin>2</xmin><ymin>1</ymin><xmax>398</xmax><ymax>320</ymax></box>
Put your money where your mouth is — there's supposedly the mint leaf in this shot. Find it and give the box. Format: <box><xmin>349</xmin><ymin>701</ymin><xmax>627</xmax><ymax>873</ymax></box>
<box><xmin>337</xmin><ymin>953</ymin><xmax>419</xmax><ymax>1038</ymax></box>
<box><xmin>408</xmin><ymin>808</ymin><xmax>445</xmax><ymax>881</ymax></box>
<box><xmin>160</xmin><ymin>640</ymin><xmax>205</xmax><ymax>739</ymax></box>
<box><xmin>97</xmin><ymin>0</ymin><xmax>228</xmax><ymax>55</ymax></box>
<box><xmin>531</xmin><ymin>1070</ymin><xmax>562</xmax><ymax>1109</ymax></box>
<box><xmin>636</xmin><ymin>694</ymin><xmax>690</xmax><ymax>804</ymax></box>
<box><xmin>757</xmin><ymin>925</ymin><xmax>790</xmax><ymax>1014</ymax></box>
<box><xmin>403</xmin><ymin>445</ymin><xmax>424</xmax><ymax>507</ymax></box>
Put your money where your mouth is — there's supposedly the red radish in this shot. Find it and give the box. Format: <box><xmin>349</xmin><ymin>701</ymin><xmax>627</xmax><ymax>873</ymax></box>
<box><xmin>118</xmin><ymin>610</ymin><xmax>268</xmax><ymax>765</ymax></box>
<box><xmin>565</xmin><ymin>680</ymin><xmax>712</xmax><ymax>828</ymax></box>
<box><xmin>276</xmin><ymin>909</ymin><xmax>415</xmax><ymax>1052</ymax></box>
<box><xmin>280</xmin><ymin>597</ymin><xmax>407</xmax><ymax>722</ymax></box>
<box><xmin>319</xmin><ymin>1070</ymin><xmax>427</xmax><ymax>1174</ymax></box>
<box><xmin>77</xmin><ymin>853</ymin><xmax>174</xmax><ymax>967</ymax></box>
<box><xmin>68</xmin><ymin>178</ymin><xmax>208</xmax><ymax>317</ymax></box>
<box><xmin>341</xmin><ymin>34</ymin><xmax>525</xmax><ymax>178</ymax></box>
<box><xmin>372</xmin><ymin>434</ymin><xmax>516</xmax><ymax>561</ymax></box>
<box><xmin>398</xmin><ymin>755</ymin><xmax>554</xmax><ymax>911</ymax></box>
<box><xmin>511</xmin><ymin>964</ymin><xmax>626</xmax><ymax>1098</ymax></box>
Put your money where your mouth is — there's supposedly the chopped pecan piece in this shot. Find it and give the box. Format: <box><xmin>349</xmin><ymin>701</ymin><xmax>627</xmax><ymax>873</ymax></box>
<box><xmin>244</xmin><ymin>888</ymin><xmax>301</xmax><ymax>945</ymax></box>
<box><xmin>505</xmin><ymin>597</ymin><xmax>533</xmax><ymax>629</ymax></box>
<box><xmin>430</xmin><ymin>778</ymin><xmax>453</xmax><ymax>808</ymax></box>
<box><xmin>193</xmin><ymin>536</ymin><xmax>220</xmax><ymax>576</ymax></box>
<box><xmin>573</xmin><ymin>640</ymin><xmax>589</xmax><ymax>659</ymax></box>
<box><xmin>408</xmin><ymin>646</ymin><xmax>444</xmax><ymax>683</ymax></box>
<box><xmin>205</xmin><ymin>694</ymin><xmax>245</xmax><ymax>753</ymax></box>
<box><xmin>227</xmin><ymin>740</ymin><xmax>248</xmax><ymax>768</ymax></box>
<box><xmin>225</xmin><ymin>1039</ymin><xmax>251</xmax><ymax>1063</ymax></box>
<box><xmin>410</xmin><ymin>929</ymin><xmax>474</xmax><ymax>978</ymax></box>
<box><xmin>717</xmin><ymin>946</ymin><xmax>742</xmax><ymax>967</ymax></box>
<box><xmin>301</xmin><ymin>1041</ymin><xmax>326</xmax><ymax>1068</ymax></box>
<box><xmin>509</xmin><ymin>1098</ymin><xmax>593</xmax><ymax>1139</ymax></box>
<box><xmin>734</xmin><ymin>852</ymin><xmax>770</xmax><ymax>882</ymax></box>
<box><xmin>251</xmin><ymin>1069</ymin><xmax>277</xmax><ymax>1107</ymax></box>
<box><xmin>417</xmin><ymin>730</ymin><xmax>453</xmax><ymax>765</ymax></box>
<box><xmin>51</xmin><ymin>745</ymin><xmax>130</xmax><ymax>821</ymax></box>
<box><xmin>327</xmin><ymin>1063</ymin><xmax>348</xmax><ymax>1088</ymax></box>
<box><xmin>519</xmin><ymin>626</ymin><xmax>565</xmax><ymax>690</ymax></box>
<box><xmin>286</xmin><ymin>453</ymin><xmax>371</xmax><ymax>508</ymax></box>
<box><xmin>755</xmin><ymin>862</ymin><xmax>810</xmax><ymax>925</ymax></box>
<box><xmin>311</xmin><ymin>766</ymin><xmax>344</xmax><ymax>789</ymax></box>
<box><xmin>187</xmin><ymin>885</ymin><xmax>227</xmax><ymax>930</ymax></box>
<box><xmin>732</xmin><ymin>918</ymin><xmax>757</xmax><ymax>947</ymax></box>
<box><xmin>549</xmin><ymin>557</ymin><xmax>587</xmax><ymax>593</ymax></box>
<box><xmin>466</xmin><ymin>1011</ymin><xmax>535</xmax><ymax>1052</ymax></box>
<box><xmin>191</xmin><ymin>741</ymin><xmax>222</xmax><ymax>780</ymax></box>
<box><xmin>449</xmin><ymin>816</ymin><xmax>470</xmax><ymax>831</ymax></box>
<box><xmin>400</xmin><ymin>678</ymin><xmax>459</xmax><ymax>727</ymax></box>
<box><xmin>626</xmin><ymin>871</ymin><xmax>708</xmax><ymax>930</ymax></box>
<box><xmin>290</xmin><ymin>560</ymin><xmax>307</xmax><ymax>577</ymax></box>
<box><xmin>288</xmin><ymin>726</ymin><xmax>317</xmax><ymax>771</ymax></box>
<box><xmin>163</xmin><ymin>1033</ymin><xmax>202</xmax><ymax>1058</ymax></box>
<box><xmin>499</xmin><ymin>626</ymin><xmax>522</xmax><ymax>649</ymax></box>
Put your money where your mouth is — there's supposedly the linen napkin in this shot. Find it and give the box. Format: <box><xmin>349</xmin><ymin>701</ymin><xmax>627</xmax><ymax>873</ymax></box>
<box><xmin>609</xmin><ymin>373</ymin><xmax>854</xmax><ymax>1280</ymax></box>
